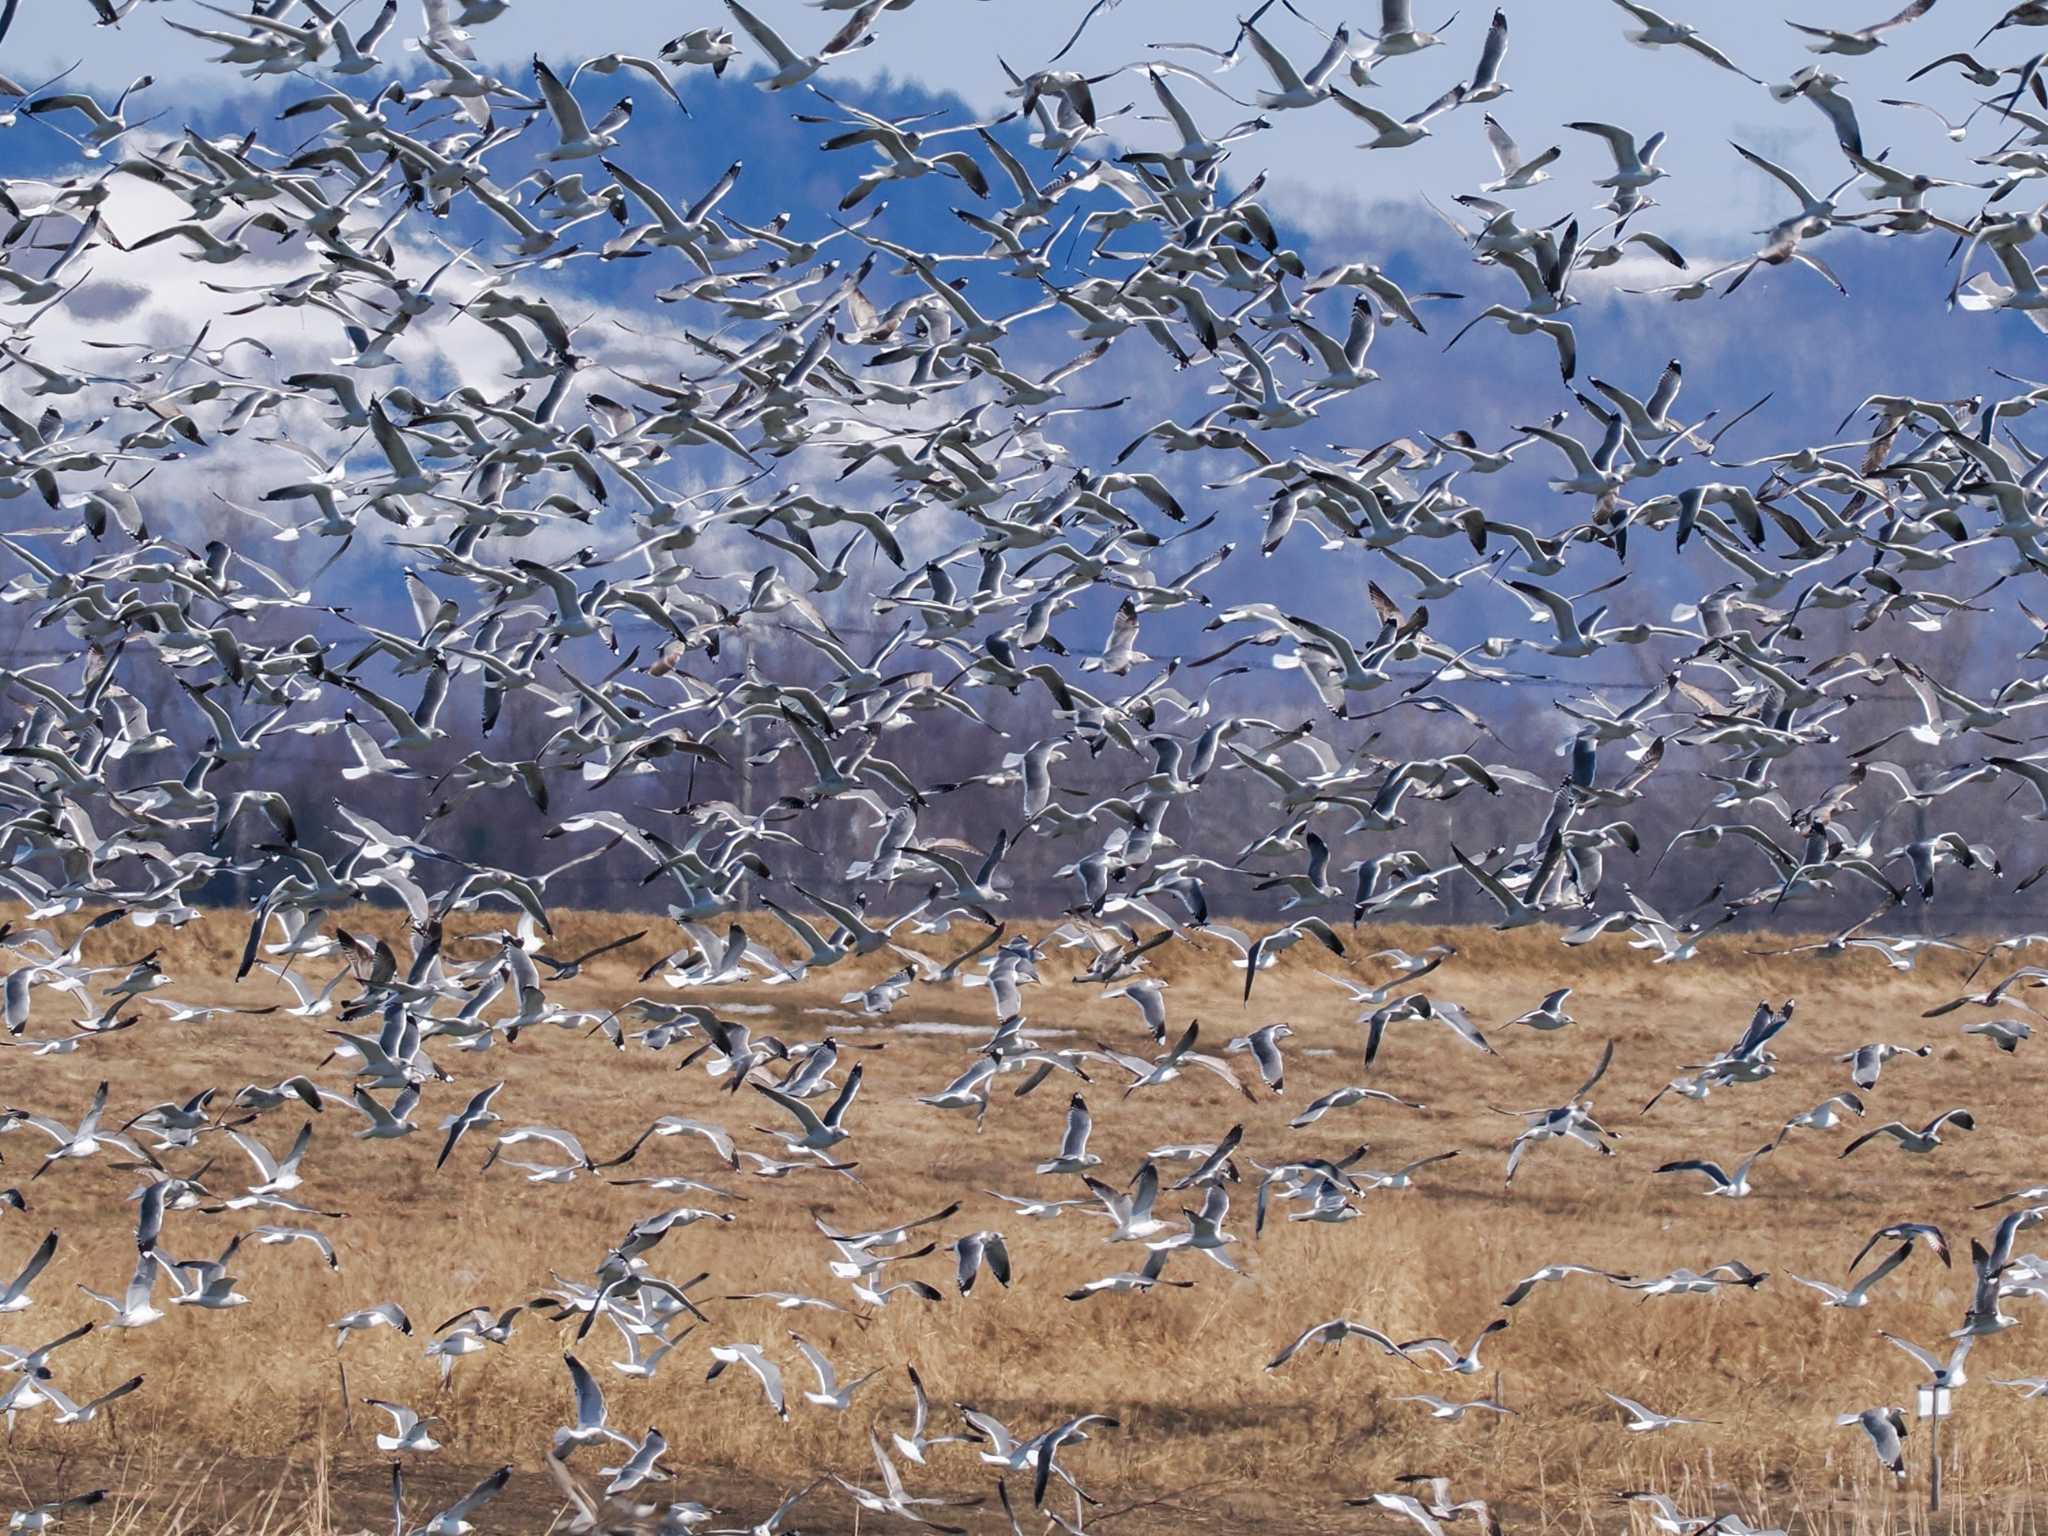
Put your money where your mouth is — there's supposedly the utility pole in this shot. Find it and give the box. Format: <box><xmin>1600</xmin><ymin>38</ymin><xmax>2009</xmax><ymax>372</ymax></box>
<box><xmin>738</xmin><ymin>627</ymin><xmax>758</xmax><ymax>915</ymax></box>
<box><xmin>1445</xmin><ymin>806</ymin><xmax>1459</xmax><ymax>924</ymax></box>
<box><xmin>1931</xmin><ymin>1403</ymin><xmax>1942</xmax><ymax>1515</ymax></box>
<box><xmin>1919</xmin><ymin>1384</ymin><xmax>1949</xmax><ymax>1514</ymax></box>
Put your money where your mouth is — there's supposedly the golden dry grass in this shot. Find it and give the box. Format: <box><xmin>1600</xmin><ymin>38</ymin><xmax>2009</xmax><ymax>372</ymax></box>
<box><xmin>4</xmin><ymin>906</ymin><xmax>2047</xmax><ymax>1533</ymax></box>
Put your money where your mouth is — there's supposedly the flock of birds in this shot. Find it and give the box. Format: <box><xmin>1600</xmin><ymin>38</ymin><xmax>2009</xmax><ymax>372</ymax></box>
<box><xmin>7</xmin><ymin>0</ymin><xmax>2048</xmax><ymax>1531</ymax></box>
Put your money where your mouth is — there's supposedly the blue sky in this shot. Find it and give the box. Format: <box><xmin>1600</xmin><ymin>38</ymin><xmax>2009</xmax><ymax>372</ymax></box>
<box><xmin>6</xmin><ymin>0</ymin><xmax>2044</xmax><ymax>673</ymax></box>
<box><xmin>4</xmin><ymin>0</ymin><xmax>2043</xmax><ymax>920</ymax></box>
<box><xmin>5</xmin><ymin>0</ymin><xmax>2019</xmax><ymax>241</ymax></box>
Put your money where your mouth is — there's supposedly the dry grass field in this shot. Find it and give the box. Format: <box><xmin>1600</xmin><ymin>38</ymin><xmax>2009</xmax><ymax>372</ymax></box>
<box><xmin>3</xmin><ymin>907</ymin><xmax>2047</xmax><ymax>1535</ymax></box>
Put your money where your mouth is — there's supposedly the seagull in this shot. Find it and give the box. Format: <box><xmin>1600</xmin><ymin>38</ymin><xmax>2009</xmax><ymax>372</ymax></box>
<box><xmin>603</xmin><ymin>1428</ymin><xmax>671</xmax><ymax>1495</ymax></box>
<box><xmin>9</xmin><ymin>1082</ymin><xmax>156</xmax><ymax>1176</ymax></box>
<box><xmin>1080</xmin><ymin>1163</ymin><xmax>1172</xmax><ymax>1245</ymax></box>
<box><xmin>1604</xmin><ymin>2</ymin><xmax>1758</xmax><ymax>79</ymax></box>
<box><xmin>532</xmin><ymin>57</ymin><xmax>631</xmax><ymax>161</ymax></box>
<box><xmin>1451</xmin><ymin>841</ymin><xmax>1567</xmax><ymax>927</ymax></box>
<box><xmin>571</xmin><ymin>52</ymin><xmax>688</xmax><ymax>110</ymax></box>
<box><xmin>1850</xmin><ymin>1222</ymin><xmax>1951</xmax><ymax>1271</ymax></box>
<box><xmin>4</xmin><ymin>1491</ymin><xmax>109</xmax><ymax>1534</ymax></box>
<box><xmin>1370</xmin><ymin>0</ymin><xmax>1458</xmax><ymax>56</ymax></box>
<box><xmin>723</xmin><ymin>0</ymin><xmax>882</xmax><ymax>90</ymax></box>
<box><xmin>1480</xmin><ymin>116</ymin><xmax>1560</xmax><ymax>193</ymax></box>
<box><xmin>1840</xmin><ymin>1109</ymin><xmax>1976</xmax><ymax>1157</ymax></box>
<box><xmin>1879</xmin><ymin>1331</ymin><xmax>1975</xmax><ymax>1390</ymax></box>
<box><xmin>1037</xmin><ymin>1095</ymin><xmax>1100</xmax><ymax>1174</ymax></box>
<box><xmin>1499</xmin><ymin>1263</ymin><xmax>1633</xmax><ymax>1307</ymax></box>
<box><xmin>1239</xmin><ymin>10</ymin><xmax>1353</xmax><ymax>109</ymax></box>
<box><xmin>661</xmin><ymin>26</ymin><xmax>739</xmax><ymax>73</ymax></box>
<box><xmin>1397</xmin><ymin>1318</ymin><xmax>1508</xmax><ymax>1375</ymax></box>
<box><xmin>791</xmin><ymin>1331</ymin><xmax>880</xmax><ymax>1409</ymax></box>
<box><xmin>1975</xmin><ymin>1186</ymin><xmax>2048</xmax><ymax>1212</ymax></box>
<box><xmin>1225</xmin><ymin>1023</ymin><xmax>1294</xmax><ymax>1092</ymax></box>
<box><xmin>891</xmin><ymin>1366</ymin><xmax>968</xmax><ymax>1465</ymax></box>
<box><xmin>1787</xmin><ymin>0</ymin><xmax>1935</xmax><ymax>54</ymax></box>
<box><xmin>952</xmin><ymin>1230</ymin><xmax>1012</xmax><ymax>1294</ymax></box>
<box><xmin>753</xmin><ymin>1064</ymin><xmax>861</xmax><ymax>1151</ymax></box>
<box><xmin>1101</xmin><ymin>1021</ymin><xmax>1255</xmax><ymax>1100</ymax></box>
<box><xmin>333</xmin><ymin>1302</ymin><xmax>412</xmax><ymax>1348</ymax></box>
<box><xmin>832</xmin><ymin>1429</ymin><xmax>980</xmax><ymax>1533</ymax></box>
<box><xmin>22</xmin><ymin>74</ymin><xmax>159</xmax><ymax>156</ymax></box>
<box><xmin>346</xmin><ymin>1085</ymin><xmax>420</xmax><ymax>1141</ymax></box>
<box><xmin>426</xmin><ymin>1307</ymin><xmax>524</xmax><ymax>1382</ymax></box>
<box><xmin>1266</xmin><ymin>1318</ymin><xmax>1417</xmax><ymax>1370</ymax></box>
<box><xmin>0</xmin><ymin>1233</ymin><xmax>56</xmax><ymax>1313</ymax></box>
<box><xmin>707</xmin><ymin>1342</ymin><xmax>789</xmax><ymax>1420</ymax></box>
<box><xmin>1770</xmin><ymin>65</ymin><xmax>1863</xmax><ymax>154</ymax></box>
<box><xmin>1329</xmin><ymin>83</ymin><xmax>1464</xmax><ymax>152</ymax></box>
<box><xmin>724</xmin><ymin>1291</ymin><xmax>849</xmax><ymax>1317</ymax></box>
<box><xmin>157</xmin><ymin>1235</ymin><xmax>249</xmax><ymax>1311</ymax></box>
<box><xmin>955</xmin><ymin>1405</ymin><xmax>1118</xmax><ymax>1506</ymax></box>
<box><xmin>1654</xmin><ymin>1142</ymin><xmax>1774</xmax><ymax>1197</ymax></box>
<box><xmin>1838</xmin><ymin>1041</ymin><xmax>1931</xmax><ymax>1089</ymax></box>
<box><xmin>1788</xmin><ymin>1243</ymin><xmax>1916</xmax><ymax>1309</ymax></box>
<box><xmin>1289</xmin><ymin>1084</ymin><xmax>1426</xmax><ymax>1127</ymax></box>
<box><xmin>1566</xmin><ymin>118</ymin><xmax>1673</xmax><ymax>190</ymax></box>
<box><xmin>1618</xmin><ymin>1261</ymin><xmax>1769</xmax><ymax>1297</ymax></box>
<box><xmin>1603</xmin><ymin>1391</ymin><xmax>1712</xmax><ymax>1431</ymax></box>
<box><xmin>1962</xmin><ymin>1018</ymin><xmax>2032</xmax><ymax>1053</ymax></box>
<box><xmin>437</xmin><ymin>1082</ymin><xmax>505</xmax><ymax>1169</ymax></box>
<box><xmin>224</xmin><ymin>1123</ymin><xmax>312</xmax><ymax>1197</ymax></box>
<box><xmin>556</xmin><ymin>1353</ymin><xmax>638</xmax><ymax>1451</ymax></box>
<box><xmin>77</xmin><ymin>1252</ymin><xmax>165</xmax><ymax>1329</ymax></box>
<box><xmin>1394</xmin><ymin>1394</ymin><xmax>1513</xmax><ymax>1421</ymax></box>
<box><xmin>365</xmin><ymin>1398</ymin><xmax>443</xmax><ymax>1455</ymax></box>
<box><xmin>329</xmin><ymin>0</ymin><xmax>400</xmax><ymax>73</ymax></box>
<box><xmin>1066</xmin><ymin>1248</ymin><xmax>1195</xmax><ymax>1301</ymax></box>
<box><xmin>1366</xmin><ymin>994</ymin><xmax>1496</xmax><ymax>1065</ymax></box>
<box><xmin>816</xmin><ymin>1204</ymin><xmax>962</xmax><ymax>1253</ymax></box>
<box><xmin>1362</xmin><ymin>1151</ymin><xmax>1459</xmax><ymax>1191</ymax></box>
<box><xmin>0</xmin><ymin>1320</ymin><xmax>91</xmax><ymax>1382</ymax></box>
<box><xmin>252</xmin><ymin>1227</ymin><xmax>339</xmax><ymax>1272</ymax></box>
<box><xmin>1505</xmin><ymin>987</ymin><xmax>1575</xmax><ymax>1031</ymax></box>
<box><xmin>1145</xmin><ymin>1184</ymin><xmax>1240</xmax><ymax>1271</ymax></box>
<box><xmin>1775</xmin><ymin>1092</ymin><xmax>1866</xmax><ymax>1145</ymax></box>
